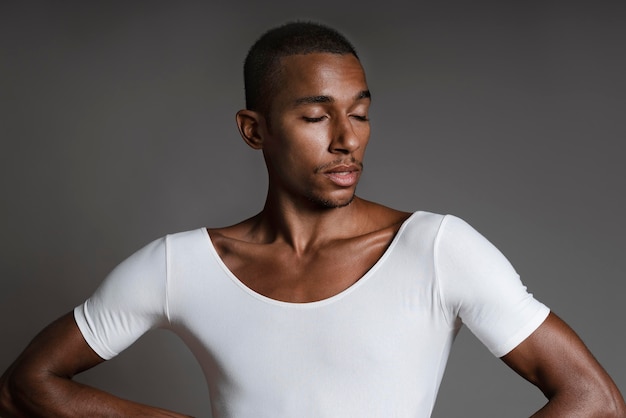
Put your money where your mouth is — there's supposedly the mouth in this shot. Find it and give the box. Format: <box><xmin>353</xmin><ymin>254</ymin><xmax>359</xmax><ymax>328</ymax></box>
<box><xmin>322</xmin><ymin>164</ymin><xmax>362</xmax><ymax>187</ymax></box>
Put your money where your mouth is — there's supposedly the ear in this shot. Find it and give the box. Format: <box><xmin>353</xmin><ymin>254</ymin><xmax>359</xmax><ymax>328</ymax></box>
<box><xmin>236</xmin><ymin>109</ymin><xmax>265</xmax><ymax>150</ymax></box>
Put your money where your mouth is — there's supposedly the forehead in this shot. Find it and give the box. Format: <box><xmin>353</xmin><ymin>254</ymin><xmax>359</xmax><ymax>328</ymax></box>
<box><xmin>272</xmin><ymin>53</ymin><xmax>368</xmax><ymax>104</ymax></box>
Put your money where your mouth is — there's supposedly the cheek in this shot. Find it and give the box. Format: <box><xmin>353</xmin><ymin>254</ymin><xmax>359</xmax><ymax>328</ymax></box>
<box><xmin>360</xmin><ymin>125</ymin><xmax>371</xmax><ymax>141</ymax></box>
<box><xmin>283</xmin><ymin>126</ymin><xmax>330</xmax><ymax>155</ymax></box>
<box><xmin>355</xmin><ymin>125</ymin><xmax>371</xmax><ymax>152</ymax></box>
<box><xmin>264</xmin><ymin>131</ymin><xmax>323</xmax><ymax>171</ymax></box>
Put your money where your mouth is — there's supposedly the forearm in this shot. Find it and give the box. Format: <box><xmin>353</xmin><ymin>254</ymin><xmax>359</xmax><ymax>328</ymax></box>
<box><xmin>0</xmin><ymin>370</ymin><xmax>194</xmax><ymax>418</ymax></box>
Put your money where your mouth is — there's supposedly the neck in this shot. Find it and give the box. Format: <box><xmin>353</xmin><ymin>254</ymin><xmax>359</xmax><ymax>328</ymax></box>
<box><xmin>250</xmin><ymin>194</ymin><xmax>368</xmax><ymax>254</ymax></box>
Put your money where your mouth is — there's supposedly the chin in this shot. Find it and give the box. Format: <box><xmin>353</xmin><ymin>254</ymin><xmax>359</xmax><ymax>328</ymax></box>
<box><xmin>309</xmin><ymin>192</ymin><xmax>356</xmax><ymax>209</ymax></box>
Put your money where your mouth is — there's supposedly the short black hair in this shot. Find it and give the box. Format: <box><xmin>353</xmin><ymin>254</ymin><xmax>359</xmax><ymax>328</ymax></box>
<box><xmin>243</xmin><ymin>21</ymin><xmax>359</xmax><ymax>114</ymax></box>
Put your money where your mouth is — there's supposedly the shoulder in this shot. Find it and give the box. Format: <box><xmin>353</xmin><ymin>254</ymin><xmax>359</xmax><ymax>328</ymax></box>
<box><xmin>165</xmin><ymin>227</ymin><xmax>209</xmax><ymax>244</ymax></box>
<box><xmin>113</xmin><ymin>228</ymin><xmax>210</xmax><ymax>270</ymax></box>
<box><xmin>432</xmin><ymin>214</ymin><xmax>508</xmax><ymax>264</ymax></box>
<box><xmin>353</xmin><ymin>198</ymin><xmax>413</xmax><ymax>231</ymax></box>
<box><xmin>358</xmin><ymin>206</ymin><xmax>488</xmax><ymax>249</ymax></box>
<box><xmin>159</xmin><ymin>228</ymin><xmax>214</xmax><ymax>263</ymax></box>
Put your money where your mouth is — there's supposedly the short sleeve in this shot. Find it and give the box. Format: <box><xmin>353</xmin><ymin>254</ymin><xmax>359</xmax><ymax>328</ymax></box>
<box><xmin>73</xmin><ymin>236</ymin><xmax>170</xmax><ymax>360</ymax></box>
<box><xmin>435</xmin><ymin>215</ymin><xmax>550</xmax><ymax>357</ymax></box>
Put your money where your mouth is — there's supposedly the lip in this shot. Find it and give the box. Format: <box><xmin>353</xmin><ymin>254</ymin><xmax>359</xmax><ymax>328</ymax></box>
<box><xmin>322</xmin><ymin>164</ymin><xmax>361</xmax><ymax>187</ymax></box>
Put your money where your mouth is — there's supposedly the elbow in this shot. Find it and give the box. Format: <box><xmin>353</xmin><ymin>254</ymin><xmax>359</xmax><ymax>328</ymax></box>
<box><xmin>544</xmin><ymin>380</ymin><xmax>626</xmax><ymax>417</ymax></box>
<box><xmin>595</xmin><ymin>380</ymin><xmax>626</xmax><ymax>418</ymax></box>
<box><xmin>600</xmin><ymin>402</ymin><xmax>626</xmax><ymax>418</ymax></box>
<box><xmin>0</xmin><ymin>367</ymin><xmax>19</xmax><ymax>417</ymax></box>
<box><xmin>583</xmin><ymin>385</ymin><xmax>626</xmax><ymax>418</ymax></box>
<box><xmin>604</xmin><ymin>394</ymin><xmax>626</xmax><ymax>418</ymax></box>
<box><xmin>0</xmin><ymin>364</ymin><xmax>45</xmax><ymax>417</ymax></box>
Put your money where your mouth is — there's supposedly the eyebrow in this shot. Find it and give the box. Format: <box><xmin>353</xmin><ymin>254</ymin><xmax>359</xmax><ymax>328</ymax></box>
<box><xmin>293</xmin><ymin>90</ymin><xmax>371</xmax><ymax>106</ymax></box>
<box><xmin>357</xmin><ymin>90</ymin><xmax>372</xmax><ymax>100</ymax></box>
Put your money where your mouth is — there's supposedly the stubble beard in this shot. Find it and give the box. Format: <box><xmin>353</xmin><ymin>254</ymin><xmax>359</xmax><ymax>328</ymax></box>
<box><xmin>307</xmin><ymin>157</ymin><xmax>362</xmax><ymax>209</ymax></box>
<box><xmin>307</xmin><ymin>191</ymin><xmax>356</xmax><ymax>209</ymax></box>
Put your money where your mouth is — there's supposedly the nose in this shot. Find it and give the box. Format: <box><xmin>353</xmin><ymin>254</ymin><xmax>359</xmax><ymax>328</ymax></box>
<box><xmin>329</xmin><ymin>115</ymin><xmax>366</xmax><ymax>154</ymax></box>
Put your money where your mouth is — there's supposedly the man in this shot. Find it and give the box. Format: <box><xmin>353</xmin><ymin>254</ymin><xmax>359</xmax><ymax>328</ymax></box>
<box><xmin>1</xmin><ymin>21</ymin><xmax>624</xmax><ymax>418</ymax></box>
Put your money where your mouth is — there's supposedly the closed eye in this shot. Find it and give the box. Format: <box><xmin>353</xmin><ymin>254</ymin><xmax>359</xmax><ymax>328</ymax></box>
<box><xmin>303</xmin><ymin>116</ymin><xmax>326</xmax><ymax>123</ymax></box>
<box><xmin>351</xmin><ymin>115</ymin><xmax>369</xmax><ymax>121</ymax></box>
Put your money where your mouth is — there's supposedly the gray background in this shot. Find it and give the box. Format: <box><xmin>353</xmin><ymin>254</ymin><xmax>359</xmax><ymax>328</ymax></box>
<box><xmin>1</xmin><ymin>1</ymin><xmax>624</xmax><ymax>416</ymax></box>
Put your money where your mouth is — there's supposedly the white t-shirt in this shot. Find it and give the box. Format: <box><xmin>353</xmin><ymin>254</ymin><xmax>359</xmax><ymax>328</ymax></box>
<box><xmin>74</xmin><ymin>211</ymin><xmax>549</xmax><ymax>417</ymax></box>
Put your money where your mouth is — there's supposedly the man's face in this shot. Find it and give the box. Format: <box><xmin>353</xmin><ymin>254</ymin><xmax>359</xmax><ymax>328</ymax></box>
<box><xmin>261</xmin><ymin>52</ymin><xmax>371</xmax><ymax>209</ymax></box>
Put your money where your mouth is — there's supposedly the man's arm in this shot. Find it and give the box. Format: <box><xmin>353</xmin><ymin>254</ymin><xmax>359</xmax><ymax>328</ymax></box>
<box><xmin>501</xmin><ymin>312</ymin><xmax>625</xmax><ymax>417</ymax></box>
<box><xmin>0</xmin><ymin>312</ymin><xmax>193</xmax><ymax>418</ymax></box>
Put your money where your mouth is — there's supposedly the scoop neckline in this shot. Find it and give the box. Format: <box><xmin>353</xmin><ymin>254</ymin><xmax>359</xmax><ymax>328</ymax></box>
<box><xmin>199</xmin><ymin>211</ymin><xmax>421</xmax><ymax>309</ymax></box>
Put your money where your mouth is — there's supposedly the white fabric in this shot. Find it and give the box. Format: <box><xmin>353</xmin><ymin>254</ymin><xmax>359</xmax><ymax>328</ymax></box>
<box><xmin>74</xmin><ymin>211</ymin><xmax>549</xmax><ymax>417</ymax></box>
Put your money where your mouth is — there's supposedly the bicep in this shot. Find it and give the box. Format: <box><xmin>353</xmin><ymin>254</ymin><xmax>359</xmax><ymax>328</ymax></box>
<box><xmin>10</xmin><ymin>312</ymin><xmax>105</xmax><ymax>381</ymax></box>
<box><xmin>501</xmin><ymin>312</ymin><xmax>624</xmax><ymax>405</ymax></box>
<box><xmin>2</xmin><ymin>314</ymin><xmax>196</xmax><ymax>417</ymax></box>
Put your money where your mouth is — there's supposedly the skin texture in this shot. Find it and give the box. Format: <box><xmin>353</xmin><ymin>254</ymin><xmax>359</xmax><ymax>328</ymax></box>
<box><xmin>503</xmin><ymin>313</ymin><xmax>626</xmax><ymax>417</ymax></box>
<box><xmin>229</xmin><ymin>53</ymin><xmax>411</xmax><ymax>302</ymax></box>
<box><xmin>0</xmin><ymin>313</ymin><xmax>194</xmax><ymax>417</ymax></box>
<box><xmin>1</xmin><ymin>52</ymin><xmax>625</xmax><ymax>416</ymax></box>
<box><xmin>238</xmin><ymin>53</ymin><xmax>371</xmax><ymax>212</ymax></box>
